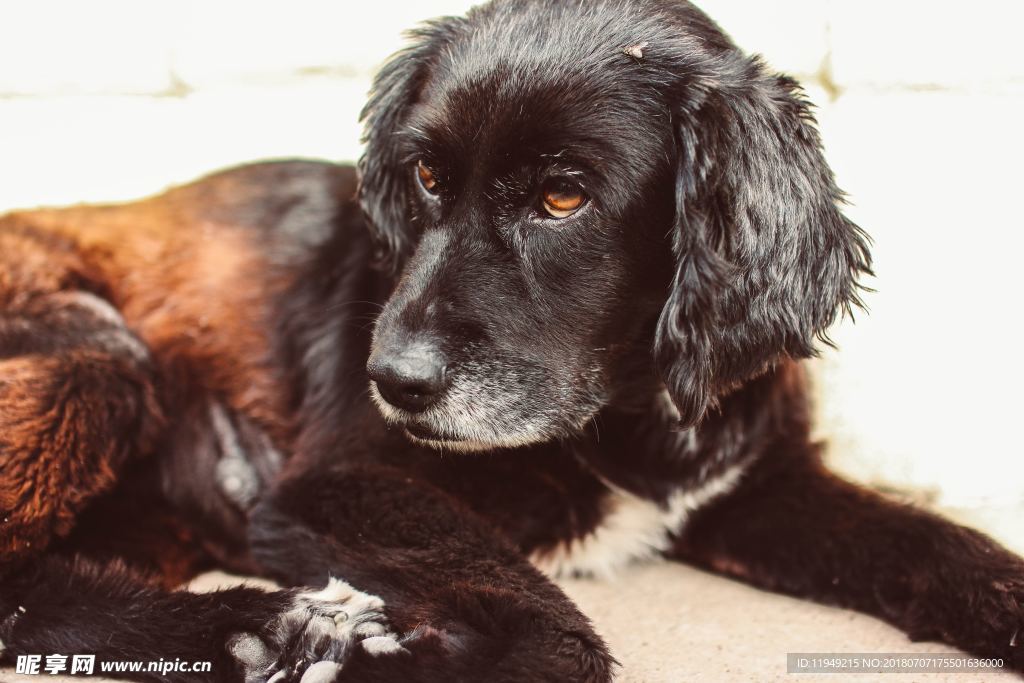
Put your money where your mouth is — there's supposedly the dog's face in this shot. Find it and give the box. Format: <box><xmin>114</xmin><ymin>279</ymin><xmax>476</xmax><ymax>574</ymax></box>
<box><xmin>361</xmin><ymin>0</ymin><xmax>871</xmax><ymax>451</ymax></box>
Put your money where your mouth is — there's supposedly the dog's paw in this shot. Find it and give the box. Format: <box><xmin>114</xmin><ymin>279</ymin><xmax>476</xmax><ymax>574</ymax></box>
<box><xmin>972</xmin><ymin>573</ymin><xmax>1024</xmax><ymax>671</ymax></box>
<box><xmin>229</xmin><ymin>579</ymin><xmax>407</xmax><ymax>683</ymax></box>
<box><xmin>903</xmin><ymin>567</ymin><xmax>1024</xmax><ymax>672</ymax></box>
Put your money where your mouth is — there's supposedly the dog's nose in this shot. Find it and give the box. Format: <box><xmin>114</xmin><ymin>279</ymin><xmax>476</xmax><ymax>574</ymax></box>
<box><xmin>368</xmin><ymin>345</ymin><xmax>449</xmax><ymax>412</ymax></box>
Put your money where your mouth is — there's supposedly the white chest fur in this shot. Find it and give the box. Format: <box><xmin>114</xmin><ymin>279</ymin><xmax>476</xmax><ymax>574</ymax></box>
<box><xmin>530</xmin><ymin>463</ymin><xmax>746</xmax><ymax>579</ymax></box>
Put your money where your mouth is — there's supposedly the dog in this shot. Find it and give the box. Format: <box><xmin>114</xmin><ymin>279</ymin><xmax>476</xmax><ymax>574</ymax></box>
<box><xmin>2</xmin><ymin>0</ymin><xmax>1023</xmax><ymax>680</ymax></box>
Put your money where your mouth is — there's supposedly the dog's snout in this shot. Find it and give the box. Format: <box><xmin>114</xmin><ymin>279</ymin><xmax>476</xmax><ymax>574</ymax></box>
<box><xmin>368</xmin><ymin>345</ymin><xmax>449</xmax><ymax>413</ymax></box>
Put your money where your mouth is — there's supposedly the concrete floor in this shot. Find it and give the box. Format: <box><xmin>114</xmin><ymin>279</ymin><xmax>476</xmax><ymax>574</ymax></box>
<box><xmin>4</xmin><ymin>504</ymin><xmax>1021</xmax><ymax>682</ymax></box>
<box><xmin>563</xmin><ymin>560</ymin><xmax>1018</xmax><ymax>682</ymax></box>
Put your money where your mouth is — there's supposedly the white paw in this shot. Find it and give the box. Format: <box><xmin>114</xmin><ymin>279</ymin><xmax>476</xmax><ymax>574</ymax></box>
<box><xmin>299</xmin><ymin>577</ymin><xmax>386</xmax><ymax>623</ymax></box>
<box><xmin>290</xmin><ymin>578</ymin><xmax>397</xmax><ymax>649</ymax></box>
<box><xmin>231</xmin><ymin>578</ymin><xmax>407</xmax><ymax>683</ymax></box>
<box><xmin>361</xmin><ymin>635</ymin><xmax>407</xmax><ymax>657</ymax></box>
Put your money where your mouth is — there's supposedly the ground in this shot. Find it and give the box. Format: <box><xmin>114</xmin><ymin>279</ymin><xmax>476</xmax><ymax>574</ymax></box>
<box><xmin>4</xmin><ymin>519</ymin><xmax>1020</xmax><ymax>682</ymax></box>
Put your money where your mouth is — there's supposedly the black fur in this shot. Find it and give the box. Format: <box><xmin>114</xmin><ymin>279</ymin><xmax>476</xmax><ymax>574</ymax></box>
<box><xmin>360</xmin><ymin>0</ymin><xmax>870</xmax><ymax>436</ymax></box>
<box><xmin>1</xmin><ymin>0</ymin><xmax>1021</xmax><ymax>681</ymax></box>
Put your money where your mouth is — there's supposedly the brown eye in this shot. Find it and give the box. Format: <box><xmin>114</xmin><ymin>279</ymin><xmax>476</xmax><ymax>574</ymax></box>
<box><xmin>416</xmin><ymin>160</ymin><xmax>438</xmax><ymax>193</ymax></box>
<box><xmin>541</xmin><ymin>180</ymin><xmax>586</xmax><ymax>219</ymax></box>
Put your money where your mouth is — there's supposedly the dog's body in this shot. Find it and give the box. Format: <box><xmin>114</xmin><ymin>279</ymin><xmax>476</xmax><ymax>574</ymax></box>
<box><xmin>2</xmin><ymin>1</ymin><xmax>1023</xmax><ymax>681</ymax></box>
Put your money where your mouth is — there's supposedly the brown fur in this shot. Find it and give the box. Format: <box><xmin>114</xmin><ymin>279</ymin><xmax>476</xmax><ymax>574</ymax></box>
<box><xmin>0</xmin><ymin>192</ymin><xmax>293</xmax><ymax>567</ymax></box>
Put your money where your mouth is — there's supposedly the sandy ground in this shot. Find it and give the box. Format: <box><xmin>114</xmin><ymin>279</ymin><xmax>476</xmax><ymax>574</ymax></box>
<box><xmin>3</xmin><ymin>558</ymin><xmax>1019</xmax><ymax>682</ymax></box>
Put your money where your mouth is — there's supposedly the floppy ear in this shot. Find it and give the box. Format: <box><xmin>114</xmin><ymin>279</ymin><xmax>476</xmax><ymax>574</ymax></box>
<box><xmin>655</xmin><ymin>59</ymin><xmax>872</xmax><ymax>427</ymax></box>
<box><xmin>357</xmin><ymin>19</ymin><xmax>463</xmax><ymax>272</ymax></box>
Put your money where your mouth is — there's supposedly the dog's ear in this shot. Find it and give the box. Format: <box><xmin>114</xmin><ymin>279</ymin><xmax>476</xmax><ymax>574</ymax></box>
<box><xmin>358</xmin><ymin>19</ymin><xmax>462</xmax><ymax>272</ymax></box>
<box><xmin>655</xmin><ymin>58</ymin><xmax>872</xmax><ymax>427</ymax></box>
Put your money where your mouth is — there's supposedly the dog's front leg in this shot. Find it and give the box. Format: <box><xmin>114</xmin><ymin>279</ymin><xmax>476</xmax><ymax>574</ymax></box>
<box><xmin>248</xmin><ymin>463</ymin><xmax>616</xmax><ymax>683</ymax></box>
<box><xmin>670</xmin><ymin>452</ymin><xmax>1024</xmax><ymax>671</ymax></box>
<box><xmin>0</xmin><ymin>554</ymin><xmax>401</xmax><ymax>683</ymax></box>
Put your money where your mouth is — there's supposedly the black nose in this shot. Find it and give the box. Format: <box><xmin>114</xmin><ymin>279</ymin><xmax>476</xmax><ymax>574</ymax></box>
<box><xmin>367</xmin><ymin>345</ymin><xmax>449</xmax><ymax>412</ymax></box>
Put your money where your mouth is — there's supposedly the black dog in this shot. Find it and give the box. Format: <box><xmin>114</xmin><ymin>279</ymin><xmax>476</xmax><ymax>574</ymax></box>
<box><xmin>1</xmin><ymin>0</ymin><xmax>1022</xmax><ymax>680</ymax></box>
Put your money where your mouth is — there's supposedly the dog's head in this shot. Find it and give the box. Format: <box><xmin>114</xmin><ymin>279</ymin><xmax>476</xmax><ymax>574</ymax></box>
<box><xmin>359</xmin><ymin>0</ymin><xmax>870</xmax><ymax>451</ymax></box>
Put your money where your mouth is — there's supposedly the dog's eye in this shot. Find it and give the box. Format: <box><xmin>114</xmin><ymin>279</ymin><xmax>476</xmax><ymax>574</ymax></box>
<box><xmin>416</xmin><ymin>160</ymin><xmax>439</xmax><ymax>194</ymax></box>
<box><xmin>541</xmin><ymin>179</ymin><xmax>586</xmax><ymax>219</ymax></box>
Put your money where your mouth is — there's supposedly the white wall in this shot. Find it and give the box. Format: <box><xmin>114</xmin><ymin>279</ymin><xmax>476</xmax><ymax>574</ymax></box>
<box><xmin>1</xmin><ymin>1</ymin><xmax>1022</xmax><ymax>514</ymax></box>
